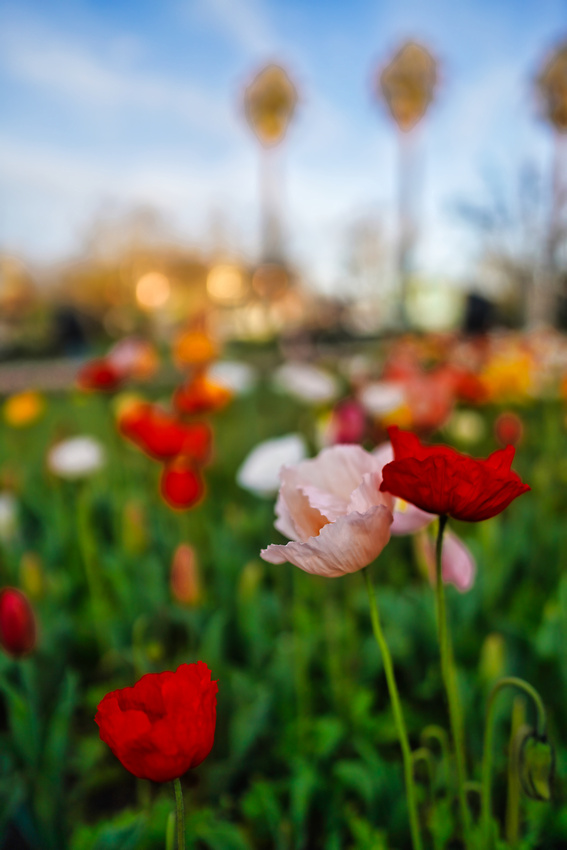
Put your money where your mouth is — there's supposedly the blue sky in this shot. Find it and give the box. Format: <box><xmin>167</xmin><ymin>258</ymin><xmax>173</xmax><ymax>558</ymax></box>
<box><xmin>0</xmin><ymin>0</ymin><xmax>565</xmax><ymax>293</ymax></box>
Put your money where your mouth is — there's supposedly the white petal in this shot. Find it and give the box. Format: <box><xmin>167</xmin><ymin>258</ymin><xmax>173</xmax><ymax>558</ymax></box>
<box><xmin>237</xmin><ymin>434</ymin><xmax>307</xmax><ymax>496</ymax></box>
<box><xmin>273</xmin><ymin>363</ymin><xmax>339</xmax><ymax>404</ymax></box>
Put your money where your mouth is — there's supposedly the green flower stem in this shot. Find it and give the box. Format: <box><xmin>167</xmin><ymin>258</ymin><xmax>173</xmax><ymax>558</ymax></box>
<box><xmin>76</xmin><ymin>484</ymin><xmax>106</xmax><ymax>652</ymax></box>
<box><xmin>363</xmin><ymin>567</ymin><xmax>423</xmax><ymax>850</ymax></box>
<box><xmin>434</xmin><ymin>515</ymin><xmax>471</xmax><ymax>847</ymax></box>
<box><xmin>481</xmin><ymin>677</ymin><xmax>548</xmax><ymax>848</ymax></box>
<box><xmin>506</xmin><ymin>696</ymin><xmax>526</xmax><ymax>847</ymax></box>
<box><xmin>173</xmin><ymin>778</ymin><xmax>185</xmax><ymax>850</ymax></box>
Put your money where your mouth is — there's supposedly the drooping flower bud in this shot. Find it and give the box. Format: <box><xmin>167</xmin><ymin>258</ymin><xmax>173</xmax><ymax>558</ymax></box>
<box><xmin>170</xmin><ymin>544</ymin><xmax>201</xmax><ymax>605</ymax></box>
<box><xmin>0</xmin><ymin>587</ymin><xmax>37</xmax><ymax>657</ymax></box>
<box><xmin>518</xmin><ymin>730</ymin><xmax>555</xmax><ymax>801</ymax></box>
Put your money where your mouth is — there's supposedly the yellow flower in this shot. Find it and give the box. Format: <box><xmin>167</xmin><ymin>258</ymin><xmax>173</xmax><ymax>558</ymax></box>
<box><xmin>3</xmin><ymin>391</ymin><xmax>45</xmax><ymax>428</ymax></box>
<box><xmin>479</xmin><ymin>352</ymin><xmax>534</xmax><ymax>403</ymax></box>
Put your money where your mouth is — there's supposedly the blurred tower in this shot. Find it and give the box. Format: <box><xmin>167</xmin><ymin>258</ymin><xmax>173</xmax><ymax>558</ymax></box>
<box><xmin>375</xmin><ymin>42</ymin><xmax>438</xmax><ymax>329</ymax></box>
<box><xmin>533</xmin><ymin>42</ymin><xmax>567</xmax><ymax>327</ymax></box>
<box><xmin>244</xmin><ymin>64</ymin><xmax>297</xmax><ymax>268</ymax></box>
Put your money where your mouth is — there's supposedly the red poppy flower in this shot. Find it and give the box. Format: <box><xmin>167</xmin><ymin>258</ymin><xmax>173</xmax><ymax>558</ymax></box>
<box><xmin>161</xmin><ymin>458</ymin><xmax>204</xmax><ymax>509</ymax></box>
<box><xmin>173</xmin><ymin>374</ymin><xmax>232</xmax><ymax>416</ymax></box>
<box><xmin>0</xmin><ymin>587</ymin><xmax>37</xmax><ymax>657</ymax></box>
<box><xmin>119</xmin><ymin>402</ymin><xmax>211</xmax><ymax>463</ymax></box>
<box><xmin>95</xmin><ymin>661</ymin><xmax>217</xmax><ymax>782</ymax></box>
<box><xmin>379</xmin><ymin>426</ymin><xmax>530</xmax><ymax>522</ymax></box>
<box><xmin>77</xmin><ymin>358</ymin><xmax>124</xmax><ymax>392</ymax></box>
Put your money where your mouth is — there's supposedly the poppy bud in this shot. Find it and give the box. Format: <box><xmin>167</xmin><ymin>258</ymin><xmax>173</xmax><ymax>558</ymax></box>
<box><xmin>0</xmin><ymin>587</ymin><xmax>37</xmax><ymax>657</ymax></box>
<box><xmin>238</xmin><ymin>560</ymin><xmax>264</xmax><ymax>601</ymax></box>
<box><xmin>160</xmin><ymin>459</ymin><xmax>204</xmax><ymax>510</ymax></box>
<box><xmin>19</xmin><ymin>553</ymin><xmax>44</xmax><ymax>599</ymax></box>
<box><xmin>122</xmin><ymin>501</ymin><xmax>148</xmax><ymax>555</ymax></box>
<box><xmin>479</xmin><ymin>633</ymin><xmax>506</xmax><ymax>683</ymax></box>
<box><xmin>170</xmin><ymin>544</ymin><xmax>201</xmax><ymax>605</ymax></box>
<box><xmin>518</xmin><ymin>730</ymin><xmax>554</xmax><ymax>801</ymax></box>
<box><xmin>494</xmin><ymin>411</ymin><xmax>524</xmax><ymax>447</ymax></box>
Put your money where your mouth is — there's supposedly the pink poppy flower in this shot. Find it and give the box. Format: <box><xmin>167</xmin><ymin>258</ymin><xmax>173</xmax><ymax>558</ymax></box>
<box><xmin>261</xmin><ymin>445</ymin><xmax>394</xmax><ymax>577</ymax></box>
<box><xmin>415</xmin><ymin>528</ymin><xmax>476</xmax><ymax>592</ymax></box>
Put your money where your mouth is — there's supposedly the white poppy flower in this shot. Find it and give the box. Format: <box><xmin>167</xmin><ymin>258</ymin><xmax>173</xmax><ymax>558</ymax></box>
<box><xmin>237</xmin><ymin>434</ymin><xmax>307</xmax><ymax>497</ymax></box>
<box><xmin>208</xmin><ymin>361</ymin><xmax>257</xmax><ymax>395</ymax></box>
<box><xmin>48</xmin><ymin>436</ymin><xmax>106</xmax><ymax>480</ymax></box>
<box><xmin>358</xmin><ymin>381</ymin><xmax>407</xmax><ymax>416</ymax></box>
<box><xmin>0</xmin><ymin>493</ymin><xmax>18</xmax><ymax>542</ymax></box>
<box><xmin>273</xmin><ymin>363</ymin><xmax>339</xmax><ymax>404</ymax></box>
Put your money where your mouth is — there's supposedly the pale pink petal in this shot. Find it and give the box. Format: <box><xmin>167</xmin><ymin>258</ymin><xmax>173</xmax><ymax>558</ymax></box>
<box><xmin>417</xmin><ymin>529</ymin><xmax>476</xmax><ymax>592</ymax></box>
<box><xmin>261</xmin><ymin>504</ymin><xmax>393</xmax><ymax>577</ymax></box>
<box><xmin>391</xmin><ymin>499</ymin><xmax>436</xmax><ymax>535</ymax></box>
<box><xmin>372</xmin><ymin>442</ymin><xmax>394</xmax><ymax>476</ymax></box>
<box><xmin>273</xmin><ymin>489</ymin><xmax>299</xmax><ymax>540</ymax></box>
<box><xmin>347</xmin><ymin>472</ymin><xmax>393</xmax><ymax>515</ymax></box>
<box><xmin>285</xmin><ymin>445</ymin><xmax>383</xmax><ymax>506</ymax></box>
<box><xmin>441</xmin><ymin>532</ymin><xmax>476</xmax><ymax>592</ymax></box>
<box><xmin>279</xmin><ymin>472</ymin><xmax>330</xmax><ymax>541</ymax></box>
<box><xmin>298</xmin><ymin>484</ymin><xmax>347</xmax><ymax>522</ymax></box>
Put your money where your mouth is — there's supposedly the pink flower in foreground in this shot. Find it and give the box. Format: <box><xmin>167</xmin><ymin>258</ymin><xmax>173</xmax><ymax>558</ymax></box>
<box><xmin>261</xmin><ymin>445</ymin><xmax>394</xmax><ymax>577</ymax></box>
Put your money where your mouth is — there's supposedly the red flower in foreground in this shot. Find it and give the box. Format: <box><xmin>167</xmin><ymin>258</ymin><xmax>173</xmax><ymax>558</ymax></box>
<box><xmin>0</xmin><ymin>587</ymin><xmax>37</xmax><ymax>657</ymax></box>
<box><xmin>95</xmin><ymin>661</ymin><xmax>217</xmax><ymax>782</ymax></box>
<box><xmin>161</xmin><ymin>458</ymin><xmax>204</xmax><ymax>509</ymax></box>
<box><xmin>379</xmin><ymin>426</ymin><xmax>530</xmax><ymax>522</ymax></box>
<box><xmin>77</xmin><ymin>358</ymin><xmax>124</xmax><ymax>392</ymax></box>
<box><xmin>119</xmin><ymin>402</ymin><xmax>211</xmax><ymax>463</ymax></box>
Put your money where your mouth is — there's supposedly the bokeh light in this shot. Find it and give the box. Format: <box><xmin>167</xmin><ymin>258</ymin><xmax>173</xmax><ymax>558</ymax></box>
<box><xmin>135</xmin><ymin>272</ymin><xmax>171</xmax><ymax>310</ymax></box>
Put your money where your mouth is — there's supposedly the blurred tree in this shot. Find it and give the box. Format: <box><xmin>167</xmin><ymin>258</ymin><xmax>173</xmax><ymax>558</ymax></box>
<box><xmin>453</xmin><ymin>160</ymin><xmax>567</xmax><ymax>327</ymax></box>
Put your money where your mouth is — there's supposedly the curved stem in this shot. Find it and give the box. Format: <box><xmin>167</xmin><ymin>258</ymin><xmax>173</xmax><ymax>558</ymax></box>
<box><xmin>412</xmin><ymin>747</ymin><xmax>435</xmax><ymax>800</ymax></box>
<box><xmin>434</xmin><ymin>515</ymin><xmax>471</xmax><ymax>846</ymax></box>
<box><xmin>421</xmin><ymin>725</ymin><xmax>451</xmax><ymax>788</ymax></box>
<box><xmin>173</xmin><ymin>778</ymin><xmax>185</xmax><ymax>850</ymax></box>
<box><xmin>481</xmin><ymin>677</ymin><xmax>548</xmax><ymax>848</ymax></box>
<box><xmin>506</xmin><ymin>696</ymin><xmax>526</xmax><ymax>848</ymax></box>
<box><xmin>363</xmin><ymin>567</ymin><xmax>423</xmax><ymax>850</ymax></box>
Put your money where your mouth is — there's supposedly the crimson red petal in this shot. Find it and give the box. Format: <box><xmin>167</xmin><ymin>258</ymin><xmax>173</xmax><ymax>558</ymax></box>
<box><xmin>95</xmin><ymin>662</ymin><xmax>217</xmax><ymax>782</ymax></box>
<box><xmin>380</xmin><ymin>426</ymin><xmax>530</xmax><ymax>522</ymax></box>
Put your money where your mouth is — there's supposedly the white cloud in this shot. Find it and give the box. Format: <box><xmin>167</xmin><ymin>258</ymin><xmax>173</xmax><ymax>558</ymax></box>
<box><xmin>0</xmin><ymin>17</ymin><xmax>231</xmax><ymax>133</ymax></box>
<box><xmin>185</xmin><ymin>0</ymin><xmax>277</xmax><ymax>56</ymax></box>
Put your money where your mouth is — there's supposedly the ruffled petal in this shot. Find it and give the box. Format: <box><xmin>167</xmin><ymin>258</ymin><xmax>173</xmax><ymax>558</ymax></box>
<box><xmin>261</xmin><ymin>504</ymin><xmax>393</xmax><ymax>577</ymax></box>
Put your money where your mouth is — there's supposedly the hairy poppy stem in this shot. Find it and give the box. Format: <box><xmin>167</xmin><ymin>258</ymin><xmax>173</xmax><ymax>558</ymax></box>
<box><xmin>481</xmin><ymin>677</ymin><xmax>547</xmax><ymax>849</ymax></box>
<box><xmin>173</xmin><ymin>777</ymin><xmax>186</xmax><ymax>849</ymax></box>
<box><xmin>363</xmin><ymin>567</ymin><xmax>423</xmax><ymax>850</ymax></box>
<box><xmin>434</xmin><ymin>515</ymin><xmax>472</xmax><ymax>848</ymax></box>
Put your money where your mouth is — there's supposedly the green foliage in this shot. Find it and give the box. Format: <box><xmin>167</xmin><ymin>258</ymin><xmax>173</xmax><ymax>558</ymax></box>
<box><xmin>0</xmin><ymin>376</ymin><xmax>564</xmax><ymax>848</ymax></box>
